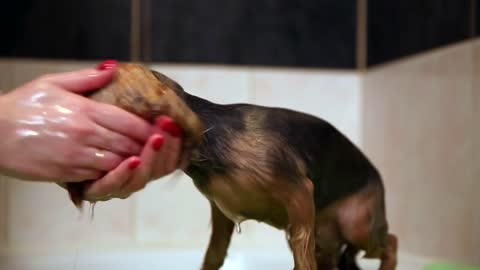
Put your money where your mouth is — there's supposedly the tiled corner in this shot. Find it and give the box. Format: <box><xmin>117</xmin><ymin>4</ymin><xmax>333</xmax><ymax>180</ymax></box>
<box><xmin>472</xmin><ymin>39</ymin><xmax>480</xmax><ymax>265</ymax></box>
<box><xmin>7</xmin><ymin>178</ymin><xmax>135</xmax><ymax>251</ymax></box>
<box><xmin>363</xmin><ymin>41</ymin><xmax>477</xmax><ymax>263</ymax></box>
<box><xmin>250</xmin><ymin>68</ymin><xmax>362</xmax><ymax>146</ymax></box>
<box><xmin>149</xmin><ymin>65</ymin><xmax>251</xmax><ymax>105</ymax></box>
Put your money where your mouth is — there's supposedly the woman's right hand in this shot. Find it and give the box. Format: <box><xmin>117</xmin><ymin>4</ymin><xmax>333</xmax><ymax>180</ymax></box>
<box><xmin>0</xmin><ymin>61</ymin><xmax>154</xmax><ymax>183</ymax></box>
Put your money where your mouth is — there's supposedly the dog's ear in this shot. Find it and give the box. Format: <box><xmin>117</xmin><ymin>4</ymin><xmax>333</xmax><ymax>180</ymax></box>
<box><xmin>150</xmin><ymin>70</ymin><xmax>185</xmax><ymax>98</ymax></box>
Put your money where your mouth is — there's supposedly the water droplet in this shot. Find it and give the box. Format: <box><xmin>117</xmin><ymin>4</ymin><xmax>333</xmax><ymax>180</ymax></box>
<box><xmin>89</xmin><ymin>202</ymin><xmax>96</xmax><ymax>220</ymax></box>
<box><xmin>235</xmin><ymin>223</ymin><xmax>242</xmax><ymax>234</ymax></box>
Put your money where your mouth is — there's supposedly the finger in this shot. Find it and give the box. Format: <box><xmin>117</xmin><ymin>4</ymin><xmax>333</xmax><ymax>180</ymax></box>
<box><xmin>44</xmin><ymin>165</ymin><xmax>102</xmax><ymax>183</ymax></box>
<box><xmin>83</xmin><ymin>156</ymin><xmax>141</xmax><ymax>200</ymax></box>
<box><xmin>68</xmin><ymin>168</ymin><xmax>104</xmax><ymax>182</ymax></box>
<box><xmin>87</xmin><ymin>123</ymin><xmax>143</xmax><ymax>156</ymax></box>
<box><xmin>117</xmin><ymin>134</ymin><xmax>164</xmax><ymax>196</ymax></box>
<box><xmin>88</xmin><ymin>101</ymin><xmax>153</xmax><ymax>143</ymax></box>
<box><xmin>155</xmin><ymin>132</ymin><xmax>181</xmax><ymax>178</ymax></box>
<box><xmin>39</xmin><ymin>65</ymin><xmax>116</xmax><ymax>94</ymax></box>
<box><xmin>77</xmin><ymin>147</ymin><xmax>124</xmax><ymax>172</ymax></box>
<box><xmin>153</xmin><ymin>116</ymin><xmax>183</xmax><ymax>176</ymax></box>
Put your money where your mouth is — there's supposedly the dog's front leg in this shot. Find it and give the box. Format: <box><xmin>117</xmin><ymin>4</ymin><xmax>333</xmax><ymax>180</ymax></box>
<box><xmin>286</xmin><ymin>180</ymin><xmax>317</xmax><ymax>270</ymax></box>
<box><xmin>201</xmin><ymin>201</ymin><xmax>234</xmax><ymax>270</ymax></box>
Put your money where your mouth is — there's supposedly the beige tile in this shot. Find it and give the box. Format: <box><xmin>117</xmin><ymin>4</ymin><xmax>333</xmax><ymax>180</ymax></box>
<box><xmin>135</xmin><ymin>171</ymin><xmax>291</xmax><ymax>251</ymax></box>
<box><xmin>363</xmin><ymin>41</ymin><xmax>477</xmax><ymax>264</ymax></box>
<box><xmin>7</xmin><ymin>178</ymin><xmax>134</xmax><ymax>251</ymax></box>
<box><xmin>0</xmin><ymin>59</ymin><xmax>13</xmax><ymax>93</ymax></box>
<box><xmin>134</xmin><ymin>172</ymin><xmax>211</xmax><ymax>248</ymax></box>
<box><xmin>251</xmin><ymin>69</ymin><xmax>362</xmax><ymax>146</ymax></box>
<box><xmin>10</xmin><ymin>60</ymin><xmax>95</xmax><ymax>88</ymax></box>
<box><xmin>149</xmin><ymin>64</ymin><xmax>251</xmax><ymax>105</ymax></box>
<box><xmin>0</xmin><ymin>177</ymin><xmax>6</xmax><ymax>248</ymax></box>
<box><xmin>472</xmin><ymin>39</ymin><xmax>480</xmax><ymax>265</ymax></box>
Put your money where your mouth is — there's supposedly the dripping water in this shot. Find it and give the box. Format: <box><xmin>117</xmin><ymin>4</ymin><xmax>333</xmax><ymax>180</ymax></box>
<box><xmin>72</xmin><ymin>202</ymin><xmax>96</xmax><ymax>269</ymax></box>
<box><xmin>89</xmin><ymin>202</ymin><xmax>97</xmax><ymax>220</ymax></box>
<box><xmin>235</xmin><ymin>223</ymin><xmax>242</xmax><ymax>234</ymax></box>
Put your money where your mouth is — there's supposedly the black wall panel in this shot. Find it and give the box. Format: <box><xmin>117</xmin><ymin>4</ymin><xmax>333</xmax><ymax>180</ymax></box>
<box><xmin>0</xmin><ymin>0</ymin><xmax>131</xmax><ymax>60</ymax></box>
<box><xmin>0</xmin><ymin>0</ymin><xmax>478</xmax><ymax>68</ymax></box>
<box><xmin>368</xmin><ymin>0</ymin><xmax>472</xmax><ymax>66</ymax></box>
<box><xmin>148</xmin><ymin>0</ymin><xmax>357</xmax><ymax>68</ymax></box>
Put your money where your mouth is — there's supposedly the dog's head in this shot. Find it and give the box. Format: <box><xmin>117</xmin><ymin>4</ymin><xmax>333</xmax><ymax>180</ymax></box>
<box><xmin>88</xmin><ymin>63</ymin><xmax>203</xmax><ymax>146</ymax></box>
<box><xmin>67</xmin><ymin>63</ymin><xmax>205</xmax><ymax>208</ymax></box>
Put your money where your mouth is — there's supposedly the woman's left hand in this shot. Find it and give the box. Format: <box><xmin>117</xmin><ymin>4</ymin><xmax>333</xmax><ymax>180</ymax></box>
<box><xmin>80</xmin><ymin>115</ymin><xmax>183</xmax><ymax>201</ymax></box>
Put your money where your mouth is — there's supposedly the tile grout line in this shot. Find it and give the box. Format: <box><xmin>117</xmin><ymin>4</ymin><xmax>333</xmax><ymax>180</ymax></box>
<box><xmin>471</xmin><ymin>0</ymin><xmax>477</xmax><ymax>38</ymax></box>
<box><xmin>130</xmin><ymin>0</ymin><xmax>142</xmax><ymax>62</ymax></box>
<box><xmin>356</xmin><ymin>0</ymin><xmax>368</xmax><ymax>150</ymax></box>
<box><xmin>356</xmin><ymin>0</ymin><xmax>368</xmax><ymax>71</ymax></box>
<box><xmin>141</xmin><ymin>0</ymin><xmax>153</xmax><ymax>63</ymax></box>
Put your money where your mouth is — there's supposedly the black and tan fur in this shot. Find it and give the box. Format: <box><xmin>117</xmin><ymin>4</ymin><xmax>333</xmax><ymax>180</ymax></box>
<box><xmin>68</xmin><ymin>63</ymin><xmax>398</xmax><ymax>270</ymax></box>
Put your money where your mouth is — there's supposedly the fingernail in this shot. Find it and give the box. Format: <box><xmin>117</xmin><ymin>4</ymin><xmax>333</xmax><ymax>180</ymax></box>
<box><xmin>152</xmin><ymin>135</ymin><xmax>164</xmax><ymax>150</ymax></box>
<box><xmin>128</xmin><ymin>158</ymin><xmax>141</xmax><ymax>170</ymax></box>
<box><xmin>156</xmin><ymin>116</ymin><xmax>183</xmax><ymax>138</ymax></box>
<box><xmin>96</xmin><ymin>59</ymin><xmax>118</xmax><ymax>71</ymax></box>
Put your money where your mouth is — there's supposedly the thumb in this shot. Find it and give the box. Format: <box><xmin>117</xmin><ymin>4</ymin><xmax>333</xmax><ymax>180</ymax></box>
<box><xmin>39</xmin><ymin>60</ymin><xmax>118</xmax><ymax>94</ymax></box>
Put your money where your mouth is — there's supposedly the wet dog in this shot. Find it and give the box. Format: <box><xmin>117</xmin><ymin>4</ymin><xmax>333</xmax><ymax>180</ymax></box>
<box><xmin>67</xmin><ymin>63</ymin><xmax>397</xmax><ymax>270</ymax></box>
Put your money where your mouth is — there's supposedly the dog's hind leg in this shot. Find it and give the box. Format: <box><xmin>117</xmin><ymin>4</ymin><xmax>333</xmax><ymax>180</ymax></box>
<box><xmin>338</xmin><ymin>245</ymin><xmax>360</xmax><ymax>270</ymax></box>
<box><xmin>284</xmin><ymin>179</ymin><xmax>317</xmax><ymax>270</ymax></box>
<box><xmin>314</xmin><ymin>213</ymin><xmax>343</xmax><ymax>270</ymax></box>
<box><xmin>200</xmin><ymin>201</ymin><xmax>235</xmax><ymax>270</ymax></box>
<box><xmin>337</xmin><ymin>180</ymin><xmax>398</xmax><ymax>270</ymax></box>
<box><xmin>378</xmin><ymin>234</ymin><xmax>397</xmax><ymax>270</ymax></box>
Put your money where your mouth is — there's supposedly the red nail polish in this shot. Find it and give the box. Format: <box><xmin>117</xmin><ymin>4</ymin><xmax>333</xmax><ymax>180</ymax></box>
<box><xmin>96</xmin><ymin>59</ymin><xmax>118</xmax><ymax>71</ymax></box>
<box><xmin>152</xmin><ymin>135</ymin><xmax>164</xmax><ymax>150</ymax></box>
<box><xmin>155</xmin><ymin>116</ymin><xmax>183</xmax><ymax>138</ymax></box>
<box><xmin>128</xmin><ymin>158</ymin><xmax>141</xmax><ymax>169</ymax></box>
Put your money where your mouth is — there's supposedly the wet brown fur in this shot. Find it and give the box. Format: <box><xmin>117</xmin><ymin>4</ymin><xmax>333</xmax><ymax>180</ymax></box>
<box><xmin>67</xmin><ymin>63</ymin><xmax>397</xmax><ymax>270</ymax></box>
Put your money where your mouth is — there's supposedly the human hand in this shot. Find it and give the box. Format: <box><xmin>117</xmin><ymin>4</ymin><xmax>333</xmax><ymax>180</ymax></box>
<box><xmin>77</xmin><ymin>115</ymin><xmax>183</xmax><ymax>202</ymax></box>
<box><xmin>0</xmin><ymin>60</ymin><xmax>154</xmax><ymax>183</ymax></box>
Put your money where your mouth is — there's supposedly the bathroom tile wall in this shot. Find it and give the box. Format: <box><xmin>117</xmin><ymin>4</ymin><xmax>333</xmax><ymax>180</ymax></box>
<box><xmin>0</xmin><ymin>177</ymin><xmax>5</xmax><ymax>249</ymax></box>
<box><xmin>7</xmin><ymin>179</ymin><xmax>135</xmax><ymax>252</ymax></box>
<box><xmin>471</xmin><ymin>40</ymin><xmax>480</xmax><ymax>264</ymax></box>
<box><xmin>0</xmin><ymin>60</ymin><xmax>12</xmax><ymax>92</ymax></box>
<box><xmin>250</xmin><ymin>68</ymin><xmax>362</xmax><ymax>146</ymax></box>
<box><xmin>362</xmin><ymin>40</ymin><xmax>478</xmax><ymax>264</ymax></box>
<box><xmin>149</xmin><ymin>65</ymin><xmax>251</xmax><ymax>104</ymax></box>
<box><xmin>0</xmin><ymin>60</ymin><xmax>12</xmax><ymax>249</ymax></box>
